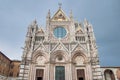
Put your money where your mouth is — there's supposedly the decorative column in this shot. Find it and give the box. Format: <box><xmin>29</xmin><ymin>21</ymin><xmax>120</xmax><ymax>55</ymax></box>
<box><xmin>69</xmin><ymin>62</ymin><xmax>73</xmax><ymax>80</ymax></box>
<box><xmin>50</xmin><ymin>64</ymin><xmax>54</xmax><ymax>80</ymax></box>
<box><xmin>29</xmin><ymin>63</ymin><xmax>36</xmax><ymax>80</ymax></box>
<box><xmin>85</xmin><ymin>62</ymin><xmax>93</xmax><ymax>80</ymax></box>
<box><xmin>72</xmin><ymin>63</ymin><xmax>76</xmax><ymax>80</ymax></box>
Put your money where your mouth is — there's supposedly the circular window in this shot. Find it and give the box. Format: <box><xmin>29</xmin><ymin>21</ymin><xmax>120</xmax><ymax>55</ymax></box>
<box><xmin>54</xmin><ymin>26</ymin><xmax>66</xmax><ymax>38</ymax></box>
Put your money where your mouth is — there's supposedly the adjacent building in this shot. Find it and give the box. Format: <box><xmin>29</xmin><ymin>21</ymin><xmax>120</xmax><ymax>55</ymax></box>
<box><xmin>101</xmin><ymin>67</ymin><xmax>120</xmax><ymax>80</ymax></box>
<box><xmin>0</xmin><ymin>51</ymin><xmax>21</xmax><ymax>80</ymax></box>
<box><xmin>0</xmin><ymin>51</ymin><xmax>11</xmax><ymax>79</ymax></box>
<box><xmin>9</xmin><ymin>60</ymin><xmax>21</xmax><ymax>80</ymax></box>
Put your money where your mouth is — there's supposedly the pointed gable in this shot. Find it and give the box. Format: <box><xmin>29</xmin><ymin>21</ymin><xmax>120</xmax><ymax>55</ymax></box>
<box><xmin>37</xmin><ymin>27</ymin><xmax>44</xmax><ymax>34</ymax></box>
<box><xmin>50</xmin><ymin>41</ymin><xmax>69</xmax><ymax>53</ymax></box>
<box><xmin>34</xmin><ymin>42</ymin><xmax>47</xmax><ymax>53</ymax></box>
<box><xmin>72</xmin><ymin>42</ymin><xmax>87</xmax><ymax>54</ymax></box>
<box><xmin>75</xmin><ymin>27</ymin><xmax>83</xmax><ymax>34</ymax></box>
<box><xmin>51</xmin><ymin>8</ymin><xmax>69</xmax><ymax>21</ymax></box>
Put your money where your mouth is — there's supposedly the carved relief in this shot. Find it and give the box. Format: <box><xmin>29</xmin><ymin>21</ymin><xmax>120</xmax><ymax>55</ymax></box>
<box><xmin>75</xmin><ymin>56</ymin><xmax>84</xmax><ymax>65</ymax></box>
<box><xmin>54</xmin><ymin>13</ymin><xmax>66</xmax><ymax>21</ymax></box>
<box><xmin>51</xmin><ymin>10</ymin><xmax>68</xmax><ymax>21</ymax></box>
<box><xmin>36</xmin><ymin>56</ymin><xmax>46</xmax><ymax>65</ymax></box>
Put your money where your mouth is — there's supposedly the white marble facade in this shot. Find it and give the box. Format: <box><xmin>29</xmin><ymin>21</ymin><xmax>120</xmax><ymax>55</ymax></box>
<box><xmin>18</xmin><ymin>6</ymin><xmax>104</xmax><ymax>80</ymax></box>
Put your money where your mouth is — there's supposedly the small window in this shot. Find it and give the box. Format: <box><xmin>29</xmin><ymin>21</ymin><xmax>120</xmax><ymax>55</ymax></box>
<box><xmin>11</xmin><ymin>64</ymin><xmax>14</xmax><ymax>69</ymax></box>
<box><xmin>35</xmin><ymin>36</ymin><xmax>44</xmax><ymax>41</ymax></box>
<box><xmin>76</xmin><ymin>36</ymin><xmax>78</xmax><ymax>40</ymax></box>
<box><xmin>9</xmin><ymin>72</ymin><xmax>13</xmax><ymax>77</ymax></box>
<box><xmin>17</xmin><ymin>73</ymin><xmax>19</xmax><ymax>77</ymax></box>
<box><xmin>88</xmin><ymin>35</ymin><xmax>90</xmax><ymax>39</ymax></box>
<box><xmin>32</xmin><ymin>28</ymin><xmax>34</xmax><ymax>32</ymax></box>
<box><xmin>87</xmin><ymin>27</ymin><xmax>89</xmax><ymax>31</ymax></box>
<box><xmin>76</xmin><ymin>36</ymin><xmax>85</xmax><ymax>42</ymax></box>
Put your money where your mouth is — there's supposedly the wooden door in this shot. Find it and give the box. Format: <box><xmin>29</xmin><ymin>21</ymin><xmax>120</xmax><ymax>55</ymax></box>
<box><xmin>36</xmin><ymin>69</ymin><xmax>44</xmax><ymax>80</ymax></box>
<box><xmin>77</xmin><ymin>69</ymin><xmax>85</xmax><ymax>80</ymax></box>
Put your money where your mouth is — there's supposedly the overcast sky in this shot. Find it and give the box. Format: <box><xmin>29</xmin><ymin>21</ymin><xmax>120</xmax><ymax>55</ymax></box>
<box><xmin>0</xmin><ymin>0</ymin><xmax>120</xmax><ymax>66</ymax></box>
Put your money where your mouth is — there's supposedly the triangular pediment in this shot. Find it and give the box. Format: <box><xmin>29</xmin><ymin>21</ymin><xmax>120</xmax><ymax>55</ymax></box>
<box><xmin>72</xmin><ymin>43</ymin><xmax>87</xmax><ymax>54</ymax></box>
<box><xmin>51</xmin><ymin>8</ymin><xmax>69</xmax><ymax>21</ymax></box>
<box><xmin>50</xmin><ymin>41</ymin><xmax>69</xmax><ymax>53</ymax></box>
<box><xmin>33</xmin><ymin>42</ymin><xmax>47</xmax><ymax>53</ymax></box>
<box><xmin>76</xmin><ymin>27</ymin><xmax>84</xmax><ymax>34</ymax></box>
<box><xmin>37</xmin><ymin>27</ymin><xmax>44</xmax><ymax>34</ymax></box>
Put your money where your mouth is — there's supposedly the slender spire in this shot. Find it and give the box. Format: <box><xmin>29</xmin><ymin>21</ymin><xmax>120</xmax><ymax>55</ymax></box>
<box><xmin>84</xmin><ymin>18</ymin><xmax>89</xmax><ymax>25</ymax></box>
<box><xmin>33</xmin><ymin>19</ymin><xmax>37</xmax><ymax>24</ymax></box>
<box><xmin>30</xmin><ymin>19</ymin><xmax>37</xmax><ymax>27</ymax></box>
<box><xmin>70</xmin><ymin>10</ymin><xmax>73</xmax><ymax>19</ymax></box>
<box><xmin>48</xmin><ymin>9</ymin><xmax>50</xmax><ymax>14</ymax></box>
<box><xmin>47</xmin><ymin>9</ymin><xmax>51</xmax><ymax>19</ymax></box>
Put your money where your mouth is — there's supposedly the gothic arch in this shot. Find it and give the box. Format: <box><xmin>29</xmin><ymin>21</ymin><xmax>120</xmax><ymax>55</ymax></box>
<box><xmin>71</xmin><ymin>50</ymin><xmax>88</xmax><ymax>64</ymax></box>
<box><xmin>104</xmin><ymin>69</ymin><xmax>115</xmax><ymax>80</ymax></box>
<box><xmin>50</xmin><ymin>50</ymin><xmax>69</xmax><ymax>63</ymax></box>
<box><xmin>32</xmin><ymin>50</ymin><xmax>49</xmax><ymax>63</ymax></box>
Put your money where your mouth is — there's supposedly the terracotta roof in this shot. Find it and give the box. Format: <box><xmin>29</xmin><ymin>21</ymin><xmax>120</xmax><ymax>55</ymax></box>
<box><xmin>0</xmin><ymin>51</ymin><xmax>11</xmax><ymax>61</ymax></box>
<box><xmin>12</xmin><ymin>60</ymin><xmax>21</xmax><ymax>62</ymax></box>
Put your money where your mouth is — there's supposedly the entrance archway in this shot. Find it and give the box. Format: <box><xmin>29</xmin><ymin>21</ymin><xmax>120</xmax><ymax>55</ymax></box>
<box><xmin>104</xmin><ymin>69</ymin><xmax>115</xmax><ymax>80</ymax></box>
<box><xmin>71</xmin><ymin>51</ymin><xmax>87</xmax><ymax>80</ymax></box>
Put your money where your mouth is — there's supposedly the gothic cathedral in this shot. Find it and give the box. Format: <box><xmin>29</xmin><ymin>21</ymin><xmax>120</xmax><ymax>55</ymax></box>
<box><xmin>19</xmin><ymin>6</ymin><xmax>103</xmax><ymax>80</ymax></box>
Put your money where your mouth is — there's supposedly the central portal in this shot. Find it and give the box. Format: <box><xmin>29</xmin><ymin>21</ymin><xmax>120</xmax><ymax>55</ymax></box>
<box><xmin>55</xmin><ymin>66</ymin><xmax>65</xmax><ymax>80</ymax></box>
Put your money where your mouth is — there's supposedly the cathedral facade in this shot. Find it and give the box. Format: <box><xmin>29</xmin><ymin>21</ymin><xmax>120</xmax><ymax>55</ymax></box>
<box><xmin>19</xmin><ymin>6</ymin><xmax>103</xmax><ymax>80</ymax></box>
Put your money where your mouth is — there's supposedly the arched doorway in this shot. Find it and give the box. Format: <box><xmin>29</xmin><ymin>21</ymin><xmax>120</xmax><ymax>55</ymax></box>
<box><xmin>104</xmin><ymin>69</ymin><xmax>115</xmax><ymax>80</ymax></box>
<box><xmin>71</xmin><ymin>51</ymin><xmax>87</xmax><ymax>80</ymax></box>
<box><xmin>31</xmin><ymin>50</ymin><xmax>49</xmax><ymax>80</ymax></box>
<box><xmin>50</xmin><ymin>50</ymin><xmax>69</xmax><ymax>80</ymax></box>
